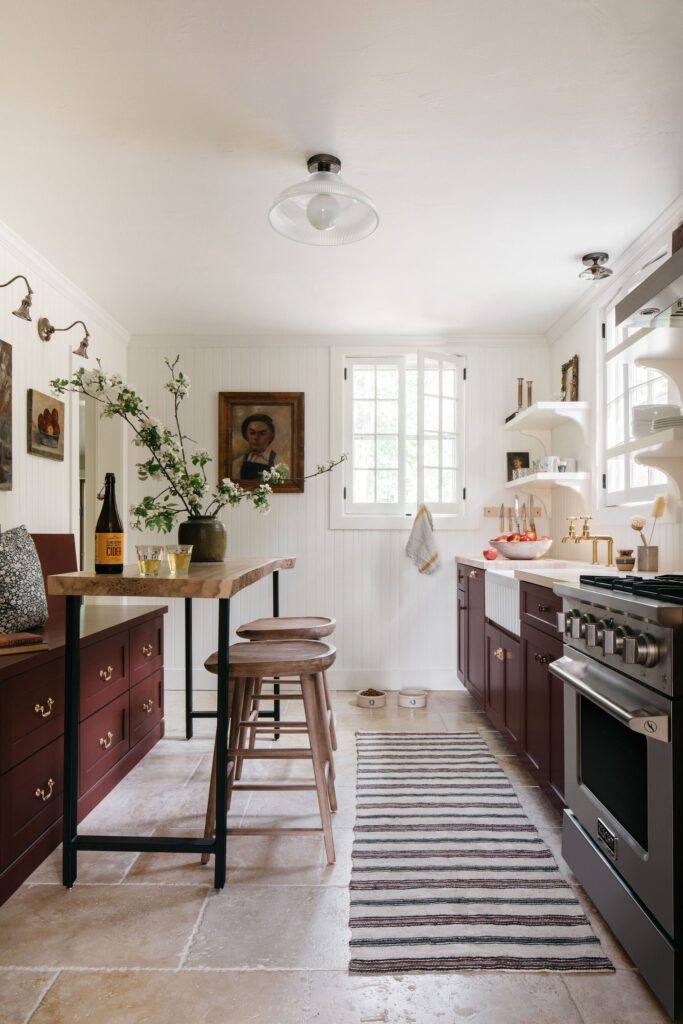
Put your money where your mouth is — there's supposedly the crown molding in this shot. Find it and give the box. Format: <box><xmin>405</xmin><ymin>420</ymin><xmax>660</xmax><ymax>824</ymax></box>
<box><xmin>545</xmin><ymin>190</ymin><xmax>683</xmax><ymax>346</ymax></box>
<box><xmin>0</xmin><ymin>217</ymin><xmax>130</xmax><ymax>347</ymax></box>
<box><xmin>130</xmin><ymin>332</ymin><xmax>549</xmax><ymax>350</ymax></box>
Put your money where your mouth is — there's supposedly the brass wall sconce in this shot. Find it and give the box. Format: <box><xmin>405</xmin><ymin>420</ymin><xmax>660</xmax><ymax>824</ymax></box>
<box><xmin>37</xmin><ymin>317</ymin><xmax>90</xmax><ymax>359</ymax></box>
<box><xmin>0</xmin><ymin>274</ymin><xmax>33</xmax><ymax>320</ymax></box>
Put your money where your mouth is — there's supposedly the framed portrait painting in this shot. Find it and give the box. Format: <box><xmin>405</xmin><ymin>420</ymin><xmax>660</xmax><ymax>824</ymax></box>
<box><xmin>218</xmin><ymin>392</ymin><xmax>305</xmax><ymax>493</ymax></box>
<box><xmin>506</xmin><ymin>451</ymin><xmax>529</xmax><ymax>481</ymax></box>
<box><xmin>561</xmin><ymin>355</ymin><xmax>579</xmax><ymax>402</ymax></box>
<box><xmin>0</xmin><ymin>340</ymin><xmax>11</xmax><ymax>490</ymax></box>
<box><xmin>27</xmin><ymin>389</ymin><xmax>65</xmax><ymax>461</ymax></box>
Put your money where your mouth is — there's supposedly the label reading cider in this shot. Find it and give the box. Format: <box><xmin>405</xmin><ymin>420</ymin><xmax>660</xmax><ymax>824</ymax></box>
<box><xmin>96</xmin><ymin>533</ymin><xmax>124</xmax><ymax>564</ymax></box>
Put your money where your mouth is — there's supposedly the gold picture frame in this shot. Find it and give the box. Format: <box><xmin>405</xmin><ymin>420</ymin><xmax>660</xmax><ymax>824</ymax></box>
<box><xmin>561</xmin><ymin>354</ymin><xmax>579</xmax><ymax>402</ymax></box>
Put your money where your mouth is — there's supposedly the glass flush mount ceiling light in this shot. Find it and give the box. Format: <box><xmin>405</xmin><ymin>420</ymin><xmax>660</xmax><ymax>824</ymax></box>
<box><xmin>579</xmin><ymin>252</ymin><xmax>613</xmax><ymax>281</ymax></box>
<box><xmin>269</xmin><ymin>154</ymin><xmax>379</xmax><ymax>245</ymax></box>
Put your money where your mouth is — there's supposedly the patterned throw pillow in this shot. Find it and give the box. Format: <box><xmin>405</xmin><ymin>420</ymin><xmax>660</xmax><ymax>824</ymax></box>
<box><xmin>0</xmin><ymin>526</ymin><xmax>48</xmax><ymax>632</ymax></box>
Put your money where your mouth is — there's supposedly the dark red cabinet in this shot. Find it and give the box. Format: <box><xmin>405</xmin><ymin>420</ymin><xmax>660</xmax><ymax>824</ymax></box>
<box><xmin>521</xmin><ymin>617</ymin><xmax>563</xmax><ymax>802</ymax></box>
<box><xmin>463</xmin><ymin>566</ymin><xmax>486</xmax><ymax>707</ymax></box>
<box><xmin>485</xmin><ymin>622</ymin><xmax>521</xmax><ymax>743</ymax></box>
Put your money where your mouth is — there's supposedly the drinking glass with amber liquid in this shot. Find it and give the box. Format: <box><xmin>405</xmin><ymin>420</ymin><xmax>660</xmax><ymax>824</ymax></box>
<box><xmin>136</xmin><ymin>545</ymin><xmax>163</xmax><ymax>577</ymax></box>
<box><xmin>166</xmin><ymin>544</ymin><xmax>193</xmax><ymax>576</ymax></box>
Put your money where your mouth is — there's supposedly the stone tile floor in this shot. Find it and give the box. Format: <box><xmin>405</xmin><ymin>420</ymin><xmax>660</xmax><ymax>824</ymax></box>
<box><xmin>0</xmin><ymin>688</ymin><xmax>668</xmax><ymax>1023</ymax></box>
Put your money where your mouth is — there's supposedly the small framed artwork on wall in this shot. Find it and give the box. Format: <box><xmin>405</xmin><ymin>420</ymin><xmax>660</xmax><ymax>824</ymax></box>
<box><xmin>506</xmin><ymin>451</ymin><xmax>529</xmax><ymax>481</ymax></box>
<box><xmin>27</xmin><ymin>389</ymin><xmax>65</xmax><ymax>461</ymax></box>
<box><xmin>561</xmin><ymin>355</ymin><xmax>579</xmax><ymax>402</ymax></box>
<box><xmin>0</xmin><ymin>340</ymin><xmax>11</xmax><ymax>490</ymax></box>
<box><xmin>218</xmin><ymin>391</ymin><xmax>305</xmax><ymax>492</ymax></box>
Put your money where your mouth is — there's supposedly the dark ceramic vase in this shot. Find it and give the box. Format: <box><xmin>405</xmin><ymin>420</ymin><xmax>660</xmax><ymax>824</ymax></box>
<box><xmin>177</xmin><ymin>517</ymin><xmax>227</xmax><ymax>563</ymax></box>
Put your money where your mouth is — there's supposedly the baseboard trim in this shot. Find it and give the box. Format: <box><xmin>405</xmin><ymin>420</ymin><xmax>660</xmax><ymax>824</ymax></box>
<box><xmin>163</xmin><ymin>666</ymin><xmax>459</xmax><ymax>692</ymax></box>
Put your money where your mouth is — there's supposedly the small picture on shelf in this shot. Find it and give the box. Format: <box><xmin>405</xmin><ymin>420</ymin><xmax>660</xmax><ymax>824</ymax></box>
<box><xmin>506</xmin><ymin>451</ymin><xmax>529</xmax><ymax>481</ymax></box>
<box><xmin>561</xmin><ymin>354</ymin><xmax>579</xmax><ymax>402</ymax></box>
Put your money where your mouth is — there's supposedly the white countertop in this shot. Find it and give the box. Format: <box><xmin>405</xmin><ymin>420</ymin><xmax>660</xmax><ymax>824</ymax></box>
<box><xmin>454</xmin><ymin>555</ymin><xmax>663</xmax><ymax>589</ymax></box>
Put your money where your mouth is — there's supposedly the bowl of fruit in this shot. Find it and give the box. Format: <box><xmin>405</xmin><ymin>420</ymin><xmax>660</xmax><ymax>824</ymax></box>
<box><xmin>488</xmin><ymin>532</ymin><xmax>553</xmax><ymax>560</ymax></box>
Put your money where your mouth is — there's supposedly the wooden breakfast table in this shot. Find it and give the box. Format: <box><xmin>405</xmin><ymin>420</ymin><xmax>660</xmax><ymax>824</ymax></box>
<box><xmin>47</xmin><ymin>556</ymin><xmax>295</xmax><ymax>890</ymax></box>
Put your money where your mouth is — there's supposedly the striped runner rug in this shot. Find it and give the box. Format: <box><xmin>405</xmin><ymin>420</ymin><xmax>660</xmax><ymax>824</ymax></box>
<box><xmin>349</xmin><ymin>732</ymin><xmax>614</xmax><ymax>975</ymax></box>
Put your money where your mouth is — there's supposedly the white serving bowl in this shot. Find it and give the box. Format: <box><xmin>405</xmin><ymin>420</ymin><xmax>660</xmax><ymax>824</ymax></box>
<box><xmin>489</xmin><ymin>538</ymin><xmax>553</xmax><ymax>560</ymax></box>
<box><xmin>398</xmin><ymin>688</ymin><xmax>428</xmax><ymax>709</ymax></box>
<box><xmin>356</xmin><ymin>689</ymin><xmax>387</xmax><ymax>708</ymax></box>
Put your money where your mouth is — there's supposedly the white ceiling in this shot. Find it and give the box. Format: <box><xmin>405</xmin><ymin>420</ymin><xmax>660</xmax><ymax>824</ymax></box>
<box><xmin>1</xmin><ymin>0</ymin><xmax>682</xmax><ymax>337</ymax></box>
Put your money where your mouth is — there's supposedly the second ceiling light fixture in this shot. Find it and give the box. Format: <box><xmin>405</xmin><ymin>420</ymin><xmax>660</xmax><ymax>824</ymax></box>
<box><xmin>269</xmin><ymin>154</ymin><xmax>379</xmax><ymax>245</ymax></box>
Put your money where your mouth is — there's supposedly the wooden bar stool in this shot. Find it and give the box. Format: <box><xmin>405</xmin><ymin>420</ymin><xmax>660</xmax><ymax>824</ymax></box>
<box><xmin>202</xmin><ymin>639</ymin><xmax>337</xmax><ymax>864</ymax></box>
<box><xmin>236</xmin><ymin>616</ymin><xmax>337</xmax><ymax>751</ymax></box>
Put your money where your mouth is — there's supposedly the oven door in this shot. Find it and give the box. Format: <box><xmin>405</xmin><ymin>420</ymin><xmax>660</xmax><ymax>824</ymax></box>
<box><xmin>550</xmin><ymin>649</ymin><xmax>677</xmax><ymax>937</ymax></box>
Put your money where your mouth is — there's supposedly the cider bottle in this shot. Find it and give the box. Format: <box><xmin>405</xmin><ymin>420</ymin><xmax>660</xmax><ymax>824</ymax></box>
<box><xmin>95</xmin><ymin>473</ymin><xmax>124</xmax><ymax>574</ymax></box>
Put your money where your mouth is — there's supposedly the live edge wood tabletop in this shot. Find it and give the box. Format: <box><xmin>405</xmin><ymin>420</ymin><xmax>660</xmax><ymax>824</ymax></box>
<box><xmin>47</xmin><ymin>555</ymin><xmax>296</xmax><ymax>892</ymax></box>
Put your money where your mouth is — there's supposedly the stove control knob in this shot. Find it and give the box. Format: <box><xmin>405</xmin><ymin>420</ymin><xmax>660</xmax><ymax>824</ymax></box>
<box><xmin>603</xmin><ymin>624</ymin><xmax>632</xmax><ymax>656</ymax></box>
<box><xmin>570</xmin><ymin>612</ymin><xmax>594</xmax><ymax>640</ymax></box>
<box><xmin>585</xmin><ymin>619</ymin><xmax>607</xmax><ymax>648</ymax></box>
<box><xmin>623</xmin><ymin>633</ymin><xmax>660</xmax><ymax>668</ymax></box>
<box><xmin>557</xmin><ymin>610</ymin><xmax>580</xmax><ymax>636</ymax></box>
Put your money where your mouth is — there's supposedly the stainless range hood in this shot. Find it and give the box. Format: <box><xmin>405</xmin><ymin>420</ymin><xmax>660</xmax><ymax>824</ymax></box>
<box><xmin>615</xmin><ymin>246</ymin><xmax>683</xmax><ymax>327</ymax></box>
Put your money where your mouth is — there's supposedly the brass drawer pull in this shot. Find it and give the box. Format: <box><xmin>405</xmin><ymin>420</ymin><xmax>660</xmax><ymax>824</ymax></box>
<box><xmin>99</xmin><ymin>665</ymin><xmax>114</xmax><ymax>682</ymax></box>
<box><xmin>141</xmin><ymin>698</ymin><xmax>154</xmax><ymax>714</ymax></box>
<box><xmin>534</xmin><ymin>652</ymin><xmax>551</xmax><ymax>665</ymax></box>
<box><xmin>493</xmin><ymin>647</ymin><xmax>508</xmax><ymax>661</ymax></box>
<box><xmin>99</xmin><ymin>731</ymin><xmax>114</xmax><ymax>750</ymax></box>
<box><xmin>35</xmin><ymin>778</ymin><xmax>55</xmax><ymax>802</ymax></box>
<box><xmin>141</xmin><ymin>643</ymin><xmax>154</xmax><ymax>658</ymax></box>
<box><xmin>468</xmin><ymin>570</ymin><xmax>478</xmax><ymax>579</ymax></box>
<box><xmin>34</xmin><ymin>697</ymin><xmax>55</xmax><ymax>719</ymax></box>
<box><xmin>537</xmin><ymin>604</ymin><xmax>552</xmax><ymax>613</ymax></box>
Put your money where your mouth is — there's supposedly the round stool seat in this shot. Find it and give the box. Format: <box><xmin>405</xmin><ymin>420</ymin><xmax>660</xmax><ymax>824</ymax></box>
<box><xmin>205</xmin><ymin>639</ymin><xmax>336</xmax><ymax>679</ymax></box>
<box><xmin>236</xmin><ymin>616</ymin><xmax>336</xmax><ymax>641</ymax></box>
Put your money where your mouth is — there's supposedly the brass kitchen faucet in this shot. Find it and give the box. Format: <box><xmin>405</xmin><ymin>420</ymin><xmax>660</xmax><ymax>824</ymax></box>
<box><xmin>562</xmin><ymin>515</ymin><xmax>614</xmax><ymax>567</ymax></box>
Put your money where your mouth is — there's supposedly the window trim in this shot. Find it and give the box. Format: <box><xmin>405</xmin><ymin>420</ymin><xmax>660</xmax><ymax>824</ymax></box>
<box><xmin>329</xmin><ymin>346</ymin><xmax>469</xmax><ymax>531</ymax></box>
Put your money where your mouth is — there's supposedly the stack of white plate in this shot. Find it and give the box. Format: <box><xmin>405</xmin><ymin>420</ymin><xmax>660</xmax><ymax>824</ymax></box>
<box><xmin>632</xmin><ymin>404</ymin><xmax>682</xmax><ymax>438</ymax></box>
<box><xmin>653</xmin><ymin>415</ymin><xmax>683</xmax><ymax>431</ymax></box>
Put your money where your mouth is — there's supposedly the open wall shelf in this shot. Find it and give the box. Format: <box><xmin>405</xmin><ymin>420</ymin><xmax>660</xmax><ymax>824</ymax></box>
<box><xmin>504</xmin><ymin>401</ymin><xmax>591</xmax><ymax>444</ymax></box>
<box><xmin>633</xmin><ymin>327</ymin><xmax>683</xmax><ymax>398</ymax></box>
<box><xmin>504</xmin><ymin>471</ymin><xmax>590</xmax><ymax>501</ymax></box>
<box><xmin>631</xmin><ymin>427</ymin><xmax>683</xmax><ymax>499</ymax></box>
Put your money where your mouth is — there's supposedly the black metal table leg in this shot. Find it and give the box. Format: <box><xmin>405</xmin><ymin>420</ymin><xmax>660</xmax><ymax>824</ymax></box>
<box><xmin>185</xmin><ymin>597</ymin><xmax>193</xmax><ymax>739</ymax></box>
<box><xmin>272</xmin><ymin>570</ymin><xmax>281</xmax><ymax>739</ymax></box>
<box><xmin>214</xmin><ymin>597</ymin><xmax>230</xmax><ymax>889</ymax></box>
<box><xmin>62</xmin><ymin>595</ymin><xmax>81</xmax><ymax>887</ymax></box>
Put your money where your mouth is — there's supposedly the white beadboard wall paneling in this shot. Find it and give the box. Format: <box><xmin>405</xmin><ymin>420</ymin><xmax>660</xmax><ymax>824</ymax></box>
<box><xmin>547</xmin><ymin>196</ymin><xmax>683</xmax><ymax>572</ymax></box>
<box><xmin>127</xmin><ymin>336</ymin><xmax>550</xmax><ymax>690</ymax></box>
<box><xmin>0</xmin><ymin>218</ymin><xmax>129</xmax><ymax>547</ymax></box>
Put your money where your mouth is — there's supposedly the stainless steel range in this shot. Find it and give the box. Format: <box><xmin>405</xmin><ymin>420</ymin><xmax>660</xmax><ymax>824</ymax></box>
<box><xmin>550</xmin><ymin>574</ymin><xmax>683</xmax><ymax>1022</ymax></box>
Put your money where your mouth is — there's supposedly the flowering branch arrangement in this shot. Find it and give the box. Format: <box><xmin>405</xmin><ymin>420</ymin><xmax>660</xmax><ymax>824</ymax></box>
<box><xmin>51</xmin><ymin>358</ymin><xmax>346</xmax><ymax>533</ymax></box>
<box><xmin>630</xmin><ymin>494</ymin><xmax>667</xmax><ymax>547</ymax></box>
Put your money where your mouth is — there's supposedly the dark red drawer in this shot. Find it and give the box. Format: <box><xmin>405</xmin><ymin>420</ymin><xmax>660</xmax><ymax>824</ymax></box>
<box><xmin>130</xmin><ymin>669</ymin><xmax>164</xmax><ymax>746</ymax></box>
<box><xmin>79</xmin><ymin>691</ymin><xmax>129</xmax><ymax>797</ymax></box>
<box><xmin>80</xmin><ymin>633</ymin><xmax>128</xmax><ymax>721</ymax></box>
<box><xmin>521</xmin><ymin>582</ymin><xmax>562</xmax><ymax>637</ymax></box>
<box><xmin>129</xmin><ymin>617</ymin><xmax>163</xmax><ymax>687</ymax></box>
<box><xmin>0</xmin><ymin>735</ymin><xmax>63</xmax><ymax>869</ymax></box>
<box><xmin>0</xmin><ymin>660</ymin><xmax>65</xmax><ymax>772</ymax></box>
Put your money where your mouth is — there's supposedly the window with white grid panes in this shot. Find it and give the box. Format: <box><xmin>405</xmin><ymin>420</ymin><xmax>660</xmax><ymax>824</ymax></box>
<box><xmin>344</xmin><ymin>352</ymin><xmax>465</xmax><ymax>518</ymax></box>
<box><xmin>604</xmin><ymin>313</ymin><xmax>670</xmax><ymax>505</ymax></box>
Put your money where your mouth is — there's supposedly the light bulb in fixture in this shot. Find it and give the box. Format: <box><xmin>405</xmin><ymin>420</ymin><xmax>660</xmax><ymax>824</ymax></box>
<box><xmin>307</xmin><ymin>193</ymin><xmax>341</xmax><ymax>231</ymax></box>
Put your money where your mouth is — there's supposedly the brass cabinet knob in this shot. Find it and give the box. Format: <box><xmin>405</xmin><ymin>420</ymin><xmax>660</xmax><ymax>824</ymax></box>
<box><xmin>35</xmin><ymin>778</ymin><xmax>55</xmax><ymax>802</ymax></box>
<box><xmin>99</xmin><ymin>731</ymin><xmax>113</xmax><ymax>750</ymax></box>
<box><xmin>141</xmin><ymin>698</ymin><xmax>154</xmax><ymax>714</ymax></box>
<box><xmin>99</xmin><ymin>665</ymin><xmax>114</xmax><ymax>682</ymax></box>
<box><xmin>141</xmin><ymin>643</ymin><xmax>153</xmax><ymax>658</ymax></box>
<box><xmin>493</xmin><ymin>647</ymin><xmax>508</xmax><ymax>661</ymax></box>
<box><xmin>468</xmin><ymin>570</ymin><xmax>478</xmax><ymax>579</ymax></box>
<box><xmin>34</xmin><ymin>697</ymin><xmax>55</xmax><ymax>719</ymax></box>
<box><xmin>534</xmin><ymin>652</ymin><xmax>551</xmax><ymax>665</ymax></box>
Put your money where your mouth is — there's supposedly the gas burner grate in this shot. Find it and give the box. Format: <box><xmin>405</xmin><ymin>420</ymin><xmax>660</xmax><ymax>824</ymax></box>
<box><xmin>579</xmin><ymin>573</ymin><xmax>683</xmax><ymax>603</ymax></box>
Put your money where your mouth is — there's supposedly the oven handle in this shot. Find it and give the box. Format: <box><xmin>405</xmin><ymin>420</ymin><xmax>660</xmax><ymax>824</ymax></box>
<box><xmin>549</xmin><ymin>657</ymin><xmax>670</xmax><ymax>743</ymax></box>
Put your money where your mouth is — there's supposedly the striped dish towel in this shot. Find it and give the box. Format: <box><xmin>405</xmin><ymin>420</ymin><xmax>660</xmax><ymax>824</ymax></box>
<box><xmin>405</xmin><ymin>505</ymin><xmax>439</xmax><ymax>575</ymax></box>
